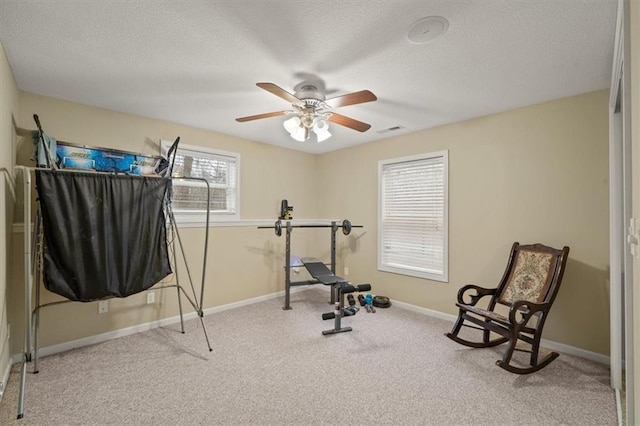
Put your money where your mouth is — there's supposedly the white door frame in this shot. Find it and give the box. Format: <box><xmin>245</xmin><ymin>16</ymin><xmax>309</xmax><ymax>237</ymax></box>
<box><xmin>609</xmin><ymin>1</ymin><xmax>634</xmax><ymax>425</ymax></box>
<box><xmin>609</xmin><ymin>74</ymin><xmax>623</xmax><ymax>393</ymax></box>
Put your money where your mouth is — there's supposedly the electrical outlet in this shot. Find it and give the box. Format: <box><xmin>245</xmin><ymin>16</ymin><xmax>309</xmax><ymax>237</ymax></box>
<box><xmin>344</xmin><ymin>267</ymin><xmax>349</xmax><ymax>276</ymax></box>
<box><xmin>146</xmin><ymin>292</ymin><xmax>155</xmax><ymax>304</ymax></box>
<box><xmin>98</xmin><ymin>300</ymin><xmax>108</xmax><ymax>314</ymax></box>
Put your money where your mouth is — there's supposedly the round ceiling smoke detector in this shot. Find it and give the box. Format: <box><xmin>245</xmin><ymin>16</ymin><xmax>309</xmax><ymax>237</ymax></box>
<box><xmin>407</xmin><ymin>16</ymin><xmax>449</xmax><ymax>44</ymax></box>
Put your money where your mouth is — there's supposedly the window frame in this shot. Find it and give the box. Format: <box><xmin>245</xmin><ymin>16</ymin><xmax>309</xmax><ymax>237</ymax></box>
<box><xmin>377</xmin><ymin>150</ymin><xmax>449</xmax><ymax>282</ymax></box>
<box><xmin>160</xmin><ymin>140</ymin><xmax>240</xmax><ymax>225</ymax></box>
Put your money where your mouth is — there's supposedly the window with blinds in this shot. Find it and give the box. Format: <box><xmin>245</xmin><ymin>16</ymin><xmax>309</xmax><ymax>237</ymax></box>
<box><xmin>161</xmin><ymin>141</ymin><xmax>239</xmax><ymax>222</ymax></box>
<box><xmin>378</xmin><ymin>151</ymin><xmax>448</xmax><ymax>281</ymax></box>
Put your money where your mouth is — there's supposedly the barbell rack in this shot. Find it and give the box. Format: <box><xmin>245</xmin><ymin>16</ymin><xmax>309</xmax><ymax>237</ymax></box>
<box><xmin>258</xmin><ymin>220</ymin><xmax>362</xmax><ymax>310</ymax></box>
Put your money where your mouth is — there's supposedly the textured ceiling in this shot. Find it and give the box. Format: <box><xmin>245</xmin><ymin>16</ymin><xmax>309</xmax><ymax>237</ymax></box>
<box><xmin>0</xmin><ymin>1</ymin><xmax>617</xmax><ymax>154</ymax></box>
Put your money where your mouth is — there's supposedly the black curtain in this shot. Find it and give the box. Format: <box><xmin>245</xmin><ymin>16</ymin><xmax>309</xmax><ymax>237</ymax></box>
<box><xmin>36</xmin><ymin>170</ymin><xmax>172</xmax><ymax>302</ymax></box>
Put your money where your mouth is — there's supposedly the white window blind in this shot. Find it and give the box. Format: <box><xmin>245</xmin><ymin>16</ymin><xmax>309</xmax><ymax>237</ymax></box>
<box><xmin>161</xmin><ymin>141</ymin><xmax>240</xmax><ymax>223</ymax></box>
<box><xmin>378</xmin><ymin>151</ymin><xmax>448</xmax><ymax>281</ymax></box>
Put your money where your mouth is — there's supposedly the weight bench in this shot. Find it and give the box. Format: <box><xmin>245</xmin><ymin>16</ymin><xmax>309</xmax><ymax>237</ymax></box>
<box><xmin>300</xmin><ymin>258</ymin><xmax>371</xmax><ymax>335</ymax></box>
<box><xmin>301</xmin><ymin>257</ymin><xmax>346</xmax><ymax>285</ymax></box>
<box><xmin>301</xmin><ymin>257</ymin><xmax>348</xmax><ymax>309</ymax></box>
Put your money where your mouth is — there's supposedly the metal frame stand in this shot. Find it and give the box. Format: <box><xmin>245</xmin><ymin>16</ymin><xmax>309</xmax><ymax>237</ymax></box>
<box><xmin>282</xmin><ymin>221</ymin><xmax>342</xmax><ymax>310</ymax></box>
<box><xmin>257</xmin><ymin>219</ymin><xmax>363</xmax><ymax>310</ymax></box>
<box><xmin>16</xmin><ymin>168</ymin><xmax>213</xmax><ymax>419</ymax></box>
<box><xmin>321</xmin><ymin>283</ymin><xmax>371</xmax><ymax>335</ymax></box>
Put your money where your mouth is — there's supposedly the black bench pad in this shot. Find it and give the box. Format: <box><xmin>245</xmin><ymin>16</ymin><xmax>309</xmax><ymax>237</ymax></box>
<box><xmin>301</xmin><ymin>258</ymin><xmax>346</xmax><ymax>285</ymax></box>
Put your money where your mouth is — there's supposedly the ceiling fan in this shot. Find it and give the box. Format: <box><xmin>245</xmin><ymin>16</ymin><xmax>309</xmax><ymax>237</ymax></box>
<box><xmin>235</xmin><ymin>82</ymin><xmax>377</xmax><ymax>142</ymax></box>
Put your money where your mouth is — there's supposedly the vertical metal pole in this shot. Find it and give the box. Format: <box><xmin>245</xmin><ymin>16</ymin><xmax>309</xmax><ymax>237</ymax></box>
<box><xmin>166</xmin><ymin>177</ymin><xmax>212</xmax><ymax>351</ymax></box>
<box><xmin>195</xmin><ymin>179</ymin><xmax>212</xmax><ymax>351</ymax></box>
<box><xmin>32</xmin><ymin>207</ymin><xmax>42</xmax><ymax>373</ymax></box>
<box><xmin>23</xmin><ymin>170</ymin><xmax>33</xmax><ymax>359</ymax></box>
<box><xmin>16</xmin><ymin>355</ymin><xmax>26</xmax><ymax>419</ymax></box>
<box><xmin>17</xmin><ymin>167</ymin><xmax>31</xmax><ymax>420</ymax></box>
<box><xmin>33</xmin><ymin>291</ymin><xmax>40</xmax><ymax>374</ymax></box>
<box><xmin>198</xmin><ymin>180</ymin><xmax>211</xmax><ymax>312</ymax></box>
<box><xmin>283</xmin><ymin>221</ymin><xmax>292</xmax><ymax>310</ymax></box>
<box><xmin>334</xmin><ymin>287</ymin><xmax>343</xmax><ymax>331</ymax></box>
<box><xmin>330</xmin><ymin>222</ymin><xmax>337</xmax><ymax>304</ymax></box>
<box><xmin>330</xmin><ymin>221</ymin><xmax>337</xmax><ymax>274</ymax></box>
<box><xmin>169</xmin><ymin>210</ymin><xmax>185</xmax><ymax>333</ymax></box>
<box><xmin>168</xmin><ymin>206</ymin><xmax>212</xmax><ymax>351</ymax></box>
<box><xmin>33</xmin><ymin>247</ymin><xmax>40</xmax><ymax>373</ymax></box>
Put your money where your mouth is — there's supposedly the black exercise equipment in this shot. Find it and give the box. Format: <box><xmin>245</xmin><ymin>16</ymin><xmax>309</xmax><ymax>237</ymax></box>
<box><xmin>299</xmin><ymin>258</ymin><xmax>371</xmax><ymax>334</ymax></box>
<box><xmin>373</xmin><ymin>295</ymin><xmax>391</xmax><ymax>308</ymax></box>
<box><xmin>279</xmin><ymin>199</ymin><xmax>294</xmax><ymax>220</ymax></box>
<box><xmin>260</xmin><ymin>219</ymin><xmax>362</xmax><ymax>237</ymax></box>
<box><xmin>321</xmin><ymin>282</ymin><xmax>372</xmax><ymax>335</ymax></box>
<box><xmin>156</xmin><ymin>137</ymin><xmax>180</xmax><ymax>177</ymax></box>
<box><xmin>258</xmin><ymin>219</ymin><xmax>363</xmax><ymax>310</ymax></box>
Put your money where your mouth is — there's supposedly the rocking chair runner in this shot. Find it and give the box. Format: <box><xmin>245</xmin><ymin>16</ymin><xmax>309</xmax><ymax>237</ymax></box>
<box><xmin>445</xmin><ymin>242</ymin><xmax>570</xmax><ymax>374</ymax></box>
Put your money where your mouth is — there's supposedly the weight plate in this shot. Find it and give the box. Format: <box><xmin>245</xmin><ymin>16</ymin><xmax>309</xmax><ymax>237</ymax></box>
<box><xmin>275</xmin><ymin>220</ymin><xmax>282</xmax><ymax>237</ymax></box>
<box><xmin>373</xmin><ymin>295</ymin><xmax>391</xmax><ymax>308</ymax></box>
<box><xmin>342</xmin><ymin>219</ymin><xmax>352</xmax><ymax>235</ymax></box>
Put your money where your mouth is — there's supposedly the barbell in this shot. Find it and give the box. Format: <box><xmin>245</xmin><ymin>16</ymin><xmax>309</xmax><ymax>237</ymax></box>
<box><xmin>259</xmin><ymin>219</ymin><xmax>362</xmax><ymax>237</ymax></box>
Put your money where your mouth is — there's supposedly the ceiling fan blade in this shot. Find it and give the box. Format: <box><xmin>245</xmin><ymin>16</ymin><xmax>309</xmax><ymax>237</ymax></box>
<box><xmin>256</xmin><ymin>82</ymin><xmax>304</xmax><ymax>107</ymax></box>
<box><xmin>327</xmin><ymin>113</ymin><xmax>371</xmax><ymax>132</ymax></box>
<box><xmin>325</xmin><ymin>90</ymin><xmax>377</xmax><ymax>109</ymax></box>
<box><xmin>235</xmin><ymin>111</ymin><xmax>287</xmax><ymax>122</ymax></box>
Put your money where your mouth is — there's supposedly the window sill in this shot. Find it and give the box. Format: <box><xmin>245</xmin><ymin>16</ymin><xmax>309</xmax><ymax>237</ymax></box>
<box><xmin>378</xmin><ymin>264</ymin><xmax>448</xmax><ymax>283</ymax></box>
<box><xmin>170</xmin><ymin>212</ymin><xmax>240</xmax><ymax>228</ymax></box>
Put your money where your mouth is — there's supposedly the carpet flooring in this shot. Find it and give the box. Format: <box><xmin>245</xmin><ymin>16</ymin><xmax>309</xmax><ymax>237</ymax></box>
<box><xmin>0</xmin><ymin>288</ymin><xmax>617</xmax><ymax>425</ymax></box>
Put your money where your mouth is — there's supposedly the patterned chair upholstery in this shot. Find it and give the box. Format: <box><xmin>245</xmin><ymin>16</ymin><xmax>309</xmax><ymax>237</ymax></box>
<box><xmin>445</xmin><ymin>242</ymin><xmax>570</xmax><ymax>374</ymax></box>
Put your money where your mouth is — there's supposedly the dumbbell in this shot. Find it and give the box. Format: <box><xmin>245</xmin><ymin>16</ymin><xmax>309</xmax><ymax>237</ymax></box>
<box><xmin>365</xmin><ymin>294</ymin><xmax>376</xmax><ymax>313</ymax></box>
<box><xmin>322</xmin><ymin>312</ymin><xmax>335</xmax><ymax>320</ymax></box>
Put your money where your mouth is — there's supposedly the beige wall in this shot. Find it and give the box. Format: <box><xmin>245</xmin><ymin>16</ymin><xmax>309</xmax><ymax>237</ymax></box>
<box><xmin>8</xmin><ymin>90</ymin><xmax>611</xmax><ymax>358</ymax></box>
<box><xmin>317</xmin><ymin>90</ymin><xmax>610</xmax><ymax>355</ymax></box>
<box><xmin>10</xmin><ymin>93</ymin><xmax>321</xmax><ymax>351</ymax></box>
<box><xmin>17</xmin><ymin>92</ymin><xmax>321</xmax><ymax>220</ymax></box>
<box><xmin>0</xmin><ymin>40</ymin><xmax>19</xmax><ymax>391</ymax></box>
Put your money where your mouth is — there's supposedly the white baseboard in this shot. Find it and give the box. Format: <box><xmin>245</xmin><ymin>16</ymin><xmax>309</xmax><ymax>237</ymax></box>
<box><xmin>391</xmin><ymin>299</ymin><xmax>611</xmax><ymax>365</ymax></box>
<box><xmin>9</xmin><ymin>287</ymin><xmax>610</xmax><ymax>367</ymax></box>
<box><xmin>0</xmin><ymin>362</ymin><xmax>9</xmax><ymax>405</ymax></box>
<box><xmin>392</xmin><ymin>299</ymin><xmax>459</xmax><ymax>323</ymax></box>
<box><xmin>1</xmin><ymin>341</ymin><xmax>11</xmax><ymax>402</ymax></box>
<box><xmin>10</xmin><ymin>286</ymin><xmax>311</xmax><ymax>364</ymax></box>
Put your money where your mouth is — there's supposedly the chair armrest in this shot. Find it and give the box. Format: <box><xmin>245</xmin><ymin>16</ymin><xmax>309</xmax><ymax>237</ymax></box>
<box><xmin>508</xmin><ymin>300</ymin><xmax>549</xmax><ymax>326</ymax></box>
<box><xmin>457</xmin><ymin>284</ymin><xmax>498</xmax><ymax>306</ymax></box>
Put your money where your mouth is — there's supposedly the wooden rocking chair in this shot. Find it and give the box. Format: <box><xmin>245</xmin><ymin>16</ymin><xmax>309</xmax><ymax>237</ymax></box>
<box><xmin>445</xmin><ymin>242</ymin><xmax>570</xmax><ymax>374</ymax></box>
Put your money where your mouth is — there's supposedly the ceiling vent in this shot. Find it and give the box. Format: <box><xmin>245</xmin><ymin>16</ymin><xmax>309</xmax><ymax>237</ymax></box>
<box><xmin>377</xmin><ymin>125</ymin><xmax>405</xmax><ymax>134</ymax></box>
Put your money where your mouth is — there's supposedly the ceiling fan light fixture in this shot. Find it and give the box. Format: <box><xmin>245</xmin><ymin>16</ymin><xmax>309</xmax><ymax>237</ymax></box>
<box><xmin>284</xmin><ymin>114</ymin><xmax>332</xmax><ymax>143</ymax></box>
<box><xmin>284</xmin><ymin>116</ymin><xmax>308</xmax><ymax>141</ymax></box>
<box><xmin>237</xmin><ymin>81</ymin><xmax>375</xmax><ymax>144</ymax></box>
<box><xmin>283</xmin><ymin>116</ymin><xmax>301</xmax><ymax>133</ymax></box>
<box><xmin>290</xmin><ymin>125</ymin><xmax>308</xmax><ymax>142</ymax></box>
<box><xmin>313</xmin><ymin>119</ymin><xmax>331</xmax><ymax>142</ymax></box>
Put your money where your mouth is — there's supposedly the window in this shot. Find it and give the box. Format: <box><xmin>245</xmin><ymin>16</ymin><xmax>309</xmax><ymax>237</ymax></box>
<box><xmin>161</xmin><ymin>141</ymin><xmax>240</xmax><ymax>224</ymax></box>
<box><xmin>378</xmin><ymin>151</ymin><xmax>448</xmax><ymax>281</ymax></box>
